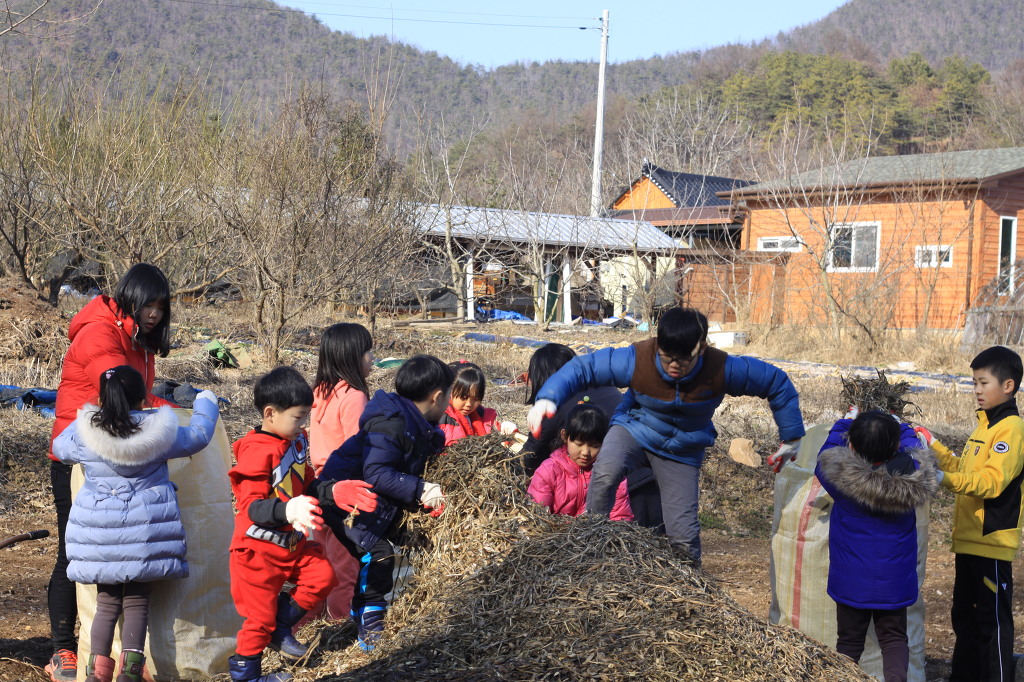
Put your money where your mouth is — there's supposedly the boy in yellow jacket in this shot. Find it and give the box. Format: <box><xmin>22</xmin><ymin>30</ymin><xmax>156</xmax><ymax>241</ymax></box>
<box><xmin>919</xmin><ymin>346</ymin><xmax>1024</xmax><ymax>681</ymax></box>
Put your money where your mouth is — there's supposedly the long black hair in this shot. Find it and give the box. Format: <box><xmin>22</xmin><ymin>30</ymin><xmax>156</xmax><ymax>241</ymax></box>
<box><xmin>113</xmin><ymin>263</ymin><xmax>171</xmax><ymax>357</ymax></box>
<box><xmin>92</xmin><ymin>365</ymin><xmax>147</xmax><ymax>438</ymax></box>
<box><xmin>525</xmin><ymin>343</ymin><xmax>576</xmax><ymax>404</ymax></box>
<box><xmin>314</xmin><ymin>323</ymin><xmax>373</xmax><ymax>398</ymax></box>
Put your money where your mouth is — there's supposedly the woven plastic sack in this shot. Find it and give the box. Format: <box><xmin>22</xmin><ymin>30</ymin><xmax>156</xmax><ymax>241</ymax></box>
<box><xmin>769</xmin><ymin>422</ymin><xmax>929</xmax><ymax>682</ymax></box>
<box><xmin>74</xmin><ymin>409</ymin><xmax>241</xmax><ymax>681</ymax></box>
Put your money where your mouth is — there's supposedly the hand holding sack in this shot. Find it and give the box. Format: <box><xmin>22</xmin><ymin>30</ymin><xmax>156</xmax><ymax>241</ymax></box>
<box><xmin>767</xmin><ymin>439</ymin><xmax>801</xmax><ymax>473</ymax></box>
<box><xmin>527</xmin><ymin>399</ymin><xmax>557</xmax><ymax>437</ymax></box>
<box><xmin>285</xmin><ymin>495</ymin><xmax>323</xmax><ymax>536</ymax></box>
<box><xmin>420</xmin><ymin>481</ymin><xmax>446</xmax><ymax>517</ymax></box>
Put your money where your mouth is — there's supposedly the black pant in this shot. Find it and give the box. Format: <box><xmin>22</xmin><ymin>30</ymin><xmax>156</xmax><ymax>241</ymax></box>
<box><xmin>835</xmin><ymin>602</ymin><xmax>908</xmax><ymax>682</ymax></box>
<box><xmin>950</xmin><ymin>553</ymin><xmax>1015</xmax><ymax>682</ymax></box>
<box><xmin>93</xmin><ymin>582</ymin><xmax>152</xmax><ymax>656</ymax></box>
<box><xmin>48</xmin><ymin>460</ymin><xmax>77</xmax><ymax>652</ymax></box>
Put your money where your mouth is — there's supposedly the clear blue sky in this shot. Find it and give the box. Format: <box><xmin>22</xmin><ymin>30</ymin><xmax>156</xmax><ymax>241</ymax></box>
<box><xmin>276</xmin><ymin>1</ymin><xmax>850</xmax><ymax>68</ymax></box>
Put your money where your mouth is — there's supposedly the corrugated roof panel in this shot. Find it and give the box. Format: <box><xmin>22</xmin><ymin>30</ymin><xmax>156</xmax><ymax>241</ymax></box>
<box><xmin>412</xmin><ymin>204</ymin><xmax>677</xmax><ymax>252</ymax></box>
<box><xmin>735</xmin><ymin>147</ymin><xmax>1024</xmax><ymax>195</ymax></box>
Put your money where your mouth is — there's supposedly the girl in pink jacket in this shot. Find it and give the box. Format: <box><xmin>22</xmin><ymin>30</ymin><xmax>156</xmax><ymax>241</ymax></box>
<box><xmin>528</xmin><ymin>404</ymin><xmax>633</xmax><ymax>521</ymax></box>
<box><xmin>307</xmin><ymin>322</ymin><xmax>374</xmax><ymax>621</ymax></box>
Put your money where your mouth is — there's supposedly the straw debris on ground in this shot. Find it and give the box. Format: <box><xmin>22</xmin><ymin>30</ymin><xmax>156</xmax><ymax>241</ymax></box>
<box><xmin>307</xmin><ymin>434</ymin><xmax>871</xmax><ymax>681</ymax></box>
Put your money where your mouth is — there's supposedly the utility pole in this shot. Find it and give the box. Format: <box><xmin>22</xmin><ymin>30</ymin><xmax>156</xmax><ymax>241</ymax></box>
<box><xmin>589</xmin><ymin>9</ymin><xmax>609</xmax><ymax>218</ymax></box>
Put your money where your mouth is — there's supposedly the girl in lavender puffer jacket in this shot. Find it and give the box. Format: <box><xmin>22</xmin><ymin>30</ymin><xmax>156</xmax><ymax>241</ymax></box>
<box><xmin>528</xmin><ymin>404</ymin><xmax>633</xmax><ymax>522</ymax></box>
<box><xmin>53</xmin><ymin>365</ymin><xmax>219</xmax><ymax>682</ymax></box>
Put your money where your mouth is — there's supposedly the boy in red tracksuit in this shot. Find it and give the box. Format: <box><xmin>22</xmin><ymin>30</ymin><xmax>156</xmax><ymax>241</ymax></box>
<box><xmin>228</xmin><ymin>366</ymin><xmax>378</xmax><ymax>682</ymax></box>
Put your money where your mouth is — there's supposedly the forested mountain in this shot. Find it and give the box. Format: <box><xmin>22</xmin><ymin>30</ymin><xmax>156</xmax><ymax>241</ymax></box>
<box><xmin>781</xmin><ymin>0</ymin><xmax>1024</xmax><ymax>72</ymax></box>
<box><xmin>3</xmin><ymin>0</ymin><xmax>1021</xmax><ymax>152</ymax></box>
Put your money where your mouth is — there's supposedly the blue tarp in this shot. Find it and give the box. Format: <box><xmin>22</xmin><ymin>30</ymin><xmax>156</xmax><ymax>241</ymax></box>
<box><xmin>478</xmin><ymin>307</ymin><xmax>532</xmax><ymax>322</ymax></box>
<box><xmin>0</xmin><ymin>386</ymin><xmax>57</xmax><ymax>417</ymax></box>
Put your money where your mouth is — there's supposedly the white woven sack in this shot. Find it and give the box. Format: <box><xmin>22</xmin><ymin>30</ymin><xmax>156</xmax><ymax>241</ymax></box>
<box><xmin>769</xmin><ymin>422</ymin><xmax>929</xmax><ymax>682</ymax></box>
<box><xmin>75</xmin><ymin>409</ymin><xmax>241</xmax><ymax>681</ymax></box>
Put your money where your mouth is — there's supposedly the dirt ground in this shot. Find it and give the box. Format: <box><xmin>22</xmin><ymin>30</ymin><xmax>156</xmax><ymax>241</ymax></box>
<box><xmin>0</xmin><ymin>295</ymin><xmax>1020</xmax><ymax>681</ymax></box>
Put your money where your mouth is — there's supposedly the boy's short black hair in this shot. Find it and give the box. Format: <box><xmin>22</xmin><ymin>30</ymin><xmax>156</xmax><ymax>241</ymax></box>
<box><xmin>971</xmin><ymin>346</ymin><xmax>1024</xmax><ymax>395</ymax></box>
<box><xmin>563</xmin><ymin>403</ymin><xmax>610</xmax><ymax>446</ymax></box>
<box><xmin>657</xmin><ymin>307</ymin><xmax>709</xmax><ymax>358</ymax></box>
<box><xmin>395</xmin><ymin>355</ymin><xmax>454</xmax><ymax>402</ymax></box>
<box><xmin>847</xmin><ymin>411</ymin><xmax>901</xmax><ymax>464</ymax></box>
<box><xmin>254</xmin><ymin>366</ymin><xmax>314</xmax><ymax>411</ymax></box>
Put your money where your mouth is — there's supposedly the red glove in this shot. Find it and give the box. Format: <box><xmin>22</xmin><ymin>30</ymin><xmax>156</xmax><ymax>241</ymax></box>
<box><xmin>914</xmin><ymin>426</ymin><xmax>934</xmax><ymax>447</ymax></box>
<box><xmin>332</xmin><ymin>480</ymin><xmax>378</xmax><ymax>513</ymax></box>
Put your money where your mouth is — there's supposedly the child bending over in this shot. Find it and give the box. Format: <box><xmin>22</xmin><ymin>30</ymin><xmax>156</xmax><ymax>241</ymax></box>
<box><xmin>816</xmin><ymin>411</ymin><xmax>937</xmax><ymax>682</ymax></box>
<box><xmin>439</xmin><ymin>360</ymin><xmax>518</xmax><ymax>446</ymax></box>
<box><xmin>228</xmin><ymin>367</ymin><xmax>377</xmax><ymax>682</ymax></box>
<box><xmin>321</xmin><ymin>355</ymin><xmax>453</xmax><ymax>651</ymax></box>
<box><xmin>53</xmin><ymin>366</ymin><xmax>219</xmax><ymax>682</ymax></box>
<box><xmin>528</xmin><ymin>404</ymin><xmax>633</xmax><ymax>521</ymax></box>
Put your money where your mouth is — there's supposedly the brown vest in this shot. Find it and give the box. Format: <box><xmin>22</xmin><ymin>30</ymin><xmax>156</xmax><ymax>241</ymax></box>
<box><xmin>629</xmin><ymin>338</ymin><xmax>727</xmax><ymax>403</ymax></box>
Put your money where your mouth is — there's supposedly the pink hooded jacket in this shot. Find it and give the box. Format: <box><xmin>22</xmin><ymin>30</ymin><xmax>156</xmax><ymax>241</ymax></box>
<box><xmin>528</xmin><ymin>447</ymin><xmax>633</xmax><ymax>521</ymax></box>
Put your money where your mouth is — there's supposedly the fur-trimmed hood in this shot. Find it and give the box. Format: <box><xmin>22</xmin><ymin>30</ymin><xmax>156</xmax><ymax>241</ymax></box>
<box><xmin>75</xmin><ymin>404</ymin><xmax>180</xmax><ymax>467</ymax></box>
<box><xmin>818</xmin><ymin>445</ymin><xmax>938</xmax><ymax>515</ymax></box>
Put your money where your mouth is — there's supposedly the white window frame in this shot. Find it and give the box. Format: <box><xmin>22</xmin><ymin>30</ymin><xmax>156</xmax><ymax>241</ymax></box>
<box><xmin>757</xmin><ymin>235</ymin><xmax>803</xmax><ymax>252</ymax></box>
<box><xmin>998</xmin><ymin>216</ymin><xmax>1018</xmax><ymax>294</ymax></box>
<box><xmin>914</xmin><ymin>244</ymin><xmax>953</xmax><ymax>268</ymax></box>
<box><xmin>827</xmin><ymin>221</ymin><xmax>881</xmax><ymax>272</ymax></box>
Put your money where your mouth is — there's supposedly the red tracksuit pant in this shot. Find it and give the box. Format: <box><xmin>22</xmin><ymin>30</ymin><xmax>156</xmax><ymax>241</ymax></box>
<box><xmin>229</xmin><ymin>541</ymin><xmax>336</xmax><ymax>656</ymax></box>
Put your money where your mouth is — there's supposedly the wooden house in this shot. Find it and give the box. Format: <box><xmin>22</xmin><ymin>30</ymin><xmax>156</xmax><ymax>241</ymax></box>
<box><xmin>611</xmin><ymin>162</ymin><xmax>752</xmax><ymax>323</ymax></box>
<box><xmin>722</xmin><ymin>147</ymin><xmax>1024</xmax><ymax>331</ymax></box>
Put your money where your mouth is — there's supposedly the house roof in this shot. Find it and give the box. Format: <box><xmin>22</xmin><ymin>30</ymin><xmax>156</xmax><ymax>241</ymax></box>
<box><xmin>627</xmin><ymin>163</ymin><xmax>753</xmax><ymax>208</ymax></box>
<box><xmin>611</xmin><ymin>206</ymin><xmax>740</xmax><ymax>227</ymax></box>
<box><xmin>729</xmin><ymin>147</ymin><xmax>1024</xmax><ymax>197</ymax></box>
<box><xmin>412</xmin><ymin>203</ymin><xmax>678</xmax><ymax>254</ymax></box>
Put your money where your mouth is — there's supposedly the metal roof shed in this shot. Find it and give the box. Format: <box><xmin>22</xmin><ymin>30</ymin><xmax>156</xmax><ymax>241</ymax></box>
<box><xmin>411</xmin><ymin>204</ymin><xmax>677</xmax><ymax>322</ymax></box>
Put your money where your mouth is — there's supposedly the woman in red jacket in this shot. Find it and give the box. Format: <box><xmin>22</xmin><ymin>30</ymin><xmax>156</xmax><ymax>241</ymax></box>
<box><xmin>45</xmin><ymin>263</ymin><xmax>177</xmax><ymax>682</ymax></box>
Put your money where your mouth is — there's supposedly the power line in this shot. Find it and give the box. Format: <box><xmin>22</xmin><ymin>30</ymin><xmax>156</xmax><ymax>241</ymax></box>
<box><xmin>162</xmin><ymin>0</ymin><xmax>597</xmax><ymax>30</ymax></box>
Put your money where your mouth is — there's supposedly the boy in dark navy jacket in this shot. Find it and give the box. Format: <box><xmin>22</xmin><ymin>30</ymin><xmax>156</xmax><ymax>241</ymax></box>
<box><xmin>320</xmin><ymin>355</ymin><xmax>453</xmax><ymax>651</ymax></box>
<box><xmin>816</xmin><ymin>411</ymin><xmax>937</xmax><ymax>682</ymax></box>
<box><xmin>528</xmin><ymin>307</ymin><xmax>804</xmax><ymax>564</ymax></box>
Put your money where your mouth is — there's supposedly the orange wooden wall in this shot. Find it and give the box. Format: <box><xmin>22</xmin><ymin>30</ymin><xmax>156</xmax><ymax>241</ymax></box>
<box><xmin>613</xmin><ymin>176</ymin><xmax>676</xmax><ymax>210</ymax></box>
<box><xmin>738</xmin><ymin>178</ymin><xmax>1024</xmax><ymax>330</ymax></box>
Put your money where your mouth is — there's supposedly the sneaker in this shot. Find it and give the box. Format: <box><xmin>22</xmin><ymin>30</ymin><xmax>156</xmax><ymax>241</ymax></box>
<box><xmin>45</xmin><ymin>649</ymin><xmax>78</xmax><ymax>682</ymax></box>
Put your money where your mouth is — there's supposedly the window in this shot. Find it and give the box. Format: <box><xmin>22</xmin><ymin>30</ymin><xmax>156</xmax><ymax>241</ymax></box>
<box><xmin>998</xmin><ymin>217</ymin><xmax>1017</xmax><ymax>294</ymax></box>
<box><xmin>828</xmin><ymin>222</ymin><xmax>879</xmax><ymax>271</ymax></box>
<box><xmin>757</xmin><ymin>236</ymin><xmax>802</xmax><ymax>252</ymax></box>
<box><xmin>915</xmin><ymin>245</ymin><xmax>952</xmax><ymax>268</ymax></box>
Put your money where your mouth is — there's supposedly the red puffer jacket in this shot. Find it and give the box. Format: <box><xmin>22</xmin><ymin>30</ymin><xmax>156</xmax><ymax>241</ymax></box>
<box><xmin>48</xmin><ymin>295</ymin><xmax>174</xmax><ymax>459</ymax></box>
<box><xmin>439</xmin><ymin>404</ymin><xmax>497</xmax><ymax>447</ymax></box>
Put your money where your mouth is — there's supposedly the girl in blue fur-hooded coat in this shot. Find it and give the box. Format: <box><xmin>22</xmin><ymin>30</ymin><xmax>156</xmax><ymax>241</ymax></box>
<box><xmin>52</xmin><ymin>365</ymin><xmax>219</xmax><ymax>682</ymax></box>
<box><xmin>815</xmin><ymin>411</ymin><xmax>938</xmax><ymax>682</ymax></box>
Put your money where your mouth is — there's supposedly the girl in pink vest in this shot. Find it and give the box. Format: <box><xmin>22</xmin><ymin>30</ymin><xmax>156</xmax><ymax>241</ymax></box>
<box><xmin>528</xmin><ymin>404</ymin><xmax>633</xmax><ymax>521</ymax></box>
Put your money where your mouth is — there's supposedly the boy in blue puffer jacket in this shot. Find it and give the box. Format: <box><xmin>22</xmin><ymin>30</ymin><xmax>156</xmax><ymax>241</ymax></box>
<box><xmin>527</xmin><ymin>307</ymin><xmax>804</xmax><ymax>564</ymax></box>
<box><xmin>320</xmin><ymin>355</ymin><xmax>454</xmax><ymax>651</ymax></box>
<box><xmin>815</xmin><ymin>411</ymin><xmax>937</xmax><ymax>682</ymax></box>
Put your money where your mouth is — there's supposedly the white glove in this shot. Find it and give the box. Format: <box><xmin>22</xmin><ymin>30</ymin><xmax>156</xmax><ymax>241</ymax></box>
<box><xmin>196</xmin><ymin>390</ymin><xmax>218</xmax><ymax>406</ymax></box>
<box><xmin>527</xmin><ymin>399</ymin><xmax>558</xmax><ymax>437</ymax></box>
<box><xmin>843</xmin><ymin>405</ymin><xmax>859</xmax><ymax>419</ymax></box>
<box><xmin>498</xmin><ymin>420</ymin><xmax>519</xmax><ymax>436</ymax></box>
<box><xmin>284</xmin><ymin>495</ymin><xmax>322</xmax><ymax>537</ymax></box>
<box><xmin>767</xmin><ymin>439</ymin><xmax>801</xmax><ymax>473</ymax></box>
<box><xmin>419</xmin><ymin>481</ymin><xmax>445</xmax><ymax>510</ymax></box>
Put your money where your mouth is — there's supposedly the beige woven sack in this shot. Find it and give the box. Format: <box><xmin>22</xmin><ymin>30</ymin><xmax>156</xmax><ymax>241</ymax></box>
<box><xmin>74</xmin><ymin>409</ymin><xmax>241</xmax><ymax>681</ymax></box>
<box><xmin>769</xmin><ymin>422</ymin><xmax>929</xmax><ymax>682</ymax></box>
